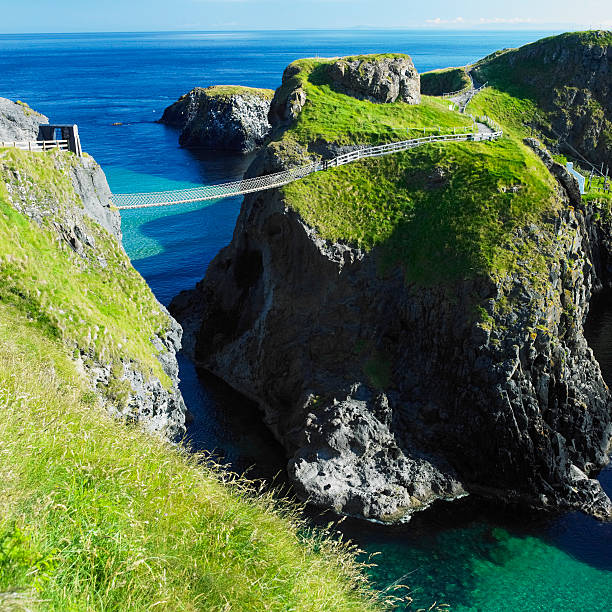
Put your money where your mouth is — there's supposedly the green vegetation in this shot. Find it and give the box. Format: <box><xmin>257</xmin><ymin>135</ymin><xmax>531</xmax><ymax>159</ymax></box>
<box><xmin>283</xmin><ymin>138</ymin><xmax>556</xmax><ymax>282</ymax></box>
<box><xmin>467</xmin><ymin>88</ymin><xmax>546</xmax><ymax>140</ymax></box>
<box><xmin>420</xmin><ymin>67</ymin><xmax>471</xmax><ymax>96</ymax></box>
<box><xmin>277</xmin><ymin>58</ymin><xmax>474</xmax><ymax>146</ymax></box>
<box><xmin>0</xmin><ymin>148</ymin><xmax>171</xmax><ymax>386</ymax></box>
<box><xmin>15</xmin><ymin>100</ymin><xmax>44</xmax><ymax>118</ymax></box>
<box><xmin>273</xmin><ymin>56</ymin><xmax>558</xmax><ymax>282</ymax></box>
<box><xmin>0</xmin><ymin>302</ymin><xmax>383</xmax><ymax>610</ymax></box>
<box><xmin>204</xmin><ymin>85</ymin><xmax>275</xmax><ymax>100</ymax></box>
<box><xmin>471</xmin><ymin>31</ymin><xmax>612</xmax><ymax>159</ymax></box>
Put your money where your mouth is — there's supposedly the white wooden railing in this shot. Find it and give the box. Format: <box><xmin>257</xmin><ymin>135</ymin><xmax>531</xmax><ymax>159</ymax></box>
<box><xmin>0</xmin><ymin>139</ymin><xmax>69</xmax><ymax>152</ymax></box>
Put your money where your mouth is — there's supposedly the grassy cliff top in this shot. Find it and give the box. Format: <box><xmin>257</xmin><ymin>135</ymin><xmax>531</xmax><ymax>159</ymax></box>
<box><xmin>472</xmin><ymin>30</ymin><xmax>612</xmax><ymax>101</ymax></box>
<box><xmin>532</xmin><ymin>29</ymin><xmax>612</xmax><ymax>47</ymax></box>
<box><xmin>204</xmin><ymin>84</ymin><xmax>275</xmax><ymax>100</ymax></box>
<box><xmin>334</xmin><ymin>53</ymin><xmax>415</xmax><ymax>62</ymax></box>
<box><xmin>0</xmin><ymin>148</ymin><xmax>171</xmax><ymax>387</ymax></box>
<box><xmin>0</xmin><ymin>302</ymin><xmax>384</xmax><ymax>610</ymax></box>
<box><xmin>276</xmin><ymin>58</ymin><xmax>473</xmax><ymax>146</ymax></box>
<box><xmin>283</xmin><ymin>137</ymin><xmax>556</xmax><ymax>283</ymax></box>
<box><xmin>420</xmin><ymin>67</ymin><xmax>471</xmax><ymax>96</ymax></box>
<box><xmin>275</xmin><ymin>57</ymin><xmax>558</xmax><ymax>283</ymax></box>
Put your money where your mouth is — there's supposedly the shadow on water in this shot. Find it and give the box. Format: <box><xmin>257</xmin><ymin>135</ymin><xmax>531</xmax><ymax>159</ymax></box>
<box><xmin>177</xmin><ymin>354</ymin><xmax>288</xmax><ymax>484</ymax></box>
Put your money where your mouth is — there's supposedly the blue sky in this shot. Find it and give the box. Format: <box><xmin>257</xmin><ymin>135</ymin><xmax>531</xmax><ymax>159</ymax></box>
<box><xmin>0</xmin><ymin>0</ymin><xmax>610</xmax><ymax>33</ymax></box>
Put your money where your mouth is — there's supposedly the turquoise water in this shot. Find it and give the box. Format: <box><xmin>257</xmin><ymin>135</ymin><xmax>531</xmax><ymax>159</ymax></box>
<box><xmin>1</xmin><ymin>30</ymin><xmax>611</xmax><ymax>610</ymax></box>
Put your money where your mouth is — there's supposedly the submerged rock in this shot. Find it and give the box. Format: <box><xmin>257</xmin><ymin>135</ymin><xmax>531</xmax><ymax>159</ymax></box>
<box><xmin>160</xmin><ymin>85</ymin><xmax>274</xmax><ymax>153</ymax></box>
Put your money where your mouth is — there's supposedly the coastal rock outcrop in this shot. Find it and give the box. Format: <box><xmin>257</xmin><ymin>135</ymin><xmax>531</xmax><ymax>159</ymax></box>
<box><xmin>0</xmin><ymin>97</ymin><xmax>48</xmax><ymax>141</ymax></box>
<box><xmin>1</xmin><ymin>111</ymin><xmax>187</xmax><ymax>438</ymax></box>
<box><xmin>160</xmin><ymin>86</ymin><xmax>274</xmax><ymax>153</ymax></box>
<box><xmin>327</xmin><ymin>55</ymin><xmax>421</xmax><ymax>104</ymax></box>
<box><xmin>170</xmin><ymin>40</ymin><xmax>612</xmax><ymax>523</ymax></box>
<box><xmin>171</xmin><ymin>139</ymin><xmax>612</xmax><ymax>521</ymax></box>
<box><xmin>473</xmin><ymin>30</ymin><xmax>612</xmax><ymax>169</ymax></box>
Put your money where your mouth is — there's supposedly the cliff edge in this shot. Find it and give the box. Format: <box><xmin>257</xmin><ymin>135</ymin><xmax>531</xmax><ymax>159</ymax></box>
<box><xmin>0</xmin><ymin>104</ymin><xmax>187</xmax><ymax>437</ymax></box>
<box><xmin>160</xmin><ymin>85</ymin><xmax>274</xmax><ymax>153</ymax></box>
<box><xmin>171</xmin><ymin>42</ymin><xmax>612</xmax><ymax>523</ymax></box>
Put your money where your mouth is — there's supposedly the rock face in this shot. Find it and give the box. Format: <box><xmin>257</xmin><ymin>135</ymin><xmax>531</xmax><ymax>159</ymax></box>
<box><xmin>474</xmin><ymin>31</ymin><xmax>612</xmax><ymax>169</ymax></box>
<box><xmin>327</xmin><ymin>55</ymin><xmax>421</xmax><ymax>104</ymax></box>
<box><xmin>1</xmin><ymin>146</ymin><xmax>187</xmax><ymax>440</ymax></box>
<box><xmin>0</xmin><ymin>97</ymin><xmax>48</xmax><ymax>141</ymax></box>
<box><xmin>160</xmin><ymin>86</ymin><xmax>273</xmax><ymax>153</ymax></box>
<box><xmin>171</xmin><ymin>134</ymin><xmax>612</xmax><ymax>523</ymax></box>
<box><xmin>68</xmin><ymin>153</ymin><xmax>122</xmax><ymax>241</ymax></box>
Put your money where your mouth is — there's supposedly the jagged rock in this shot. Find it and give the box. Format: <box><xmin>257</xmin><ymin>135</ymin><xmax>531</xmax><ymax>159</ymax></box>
<box><xmin>171</xmin><ymin>133</ymin><xmax>612</xmax><ymax>525</ymax></box>
<box><xmin>160</xmin><ymin>86</ymin><xmax>273</xmax><ymax>153</ymax></box>
<box><xmin>0</xmin><ymin>97</ymin><xmax>48</xmax><ymax>141</ymax></box>
<box><xmin>327</xmin><ymin>55</ymin><xmax>421</xmax><ymax>104</ymax></box>
<box><xmin>1</xmin><ymin>143</ymin><xmax>187</xmax><ymax>440</ymax></box>
<box><xmin>68</xmin><ymin>154</ymin><xmax>122</xmax><ymax>241</ymax></box>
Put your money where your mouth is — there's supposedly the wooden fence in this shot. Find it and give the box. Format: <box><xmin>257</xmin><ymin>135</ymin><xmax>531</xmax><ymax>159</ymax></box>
<box><xmin>0</xmin><ymin>139</ymin><xmax>70</xmax><ymax>152</ymax></box>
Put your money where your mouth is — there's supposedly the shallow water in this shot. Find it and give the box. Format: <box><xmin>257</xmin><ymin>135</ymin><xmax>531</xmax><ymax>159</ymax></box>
<box><xmin>1</xmin><ymin>30</ymin><xmax>611</xmax><ymax>610</ymax></box>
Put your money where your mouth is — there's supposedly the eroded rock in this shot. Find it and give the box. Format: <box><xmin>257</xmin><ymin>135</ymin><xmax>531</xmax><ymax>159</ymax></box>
<box><xmin>160</xmin><ymin>86</ymin><xmax>273</xmax><ymax>153</ymax></box>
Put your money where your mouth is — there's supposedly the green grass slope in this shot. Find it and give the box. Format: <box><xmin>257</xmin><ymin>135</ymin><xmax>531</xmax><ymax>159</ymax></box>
<box><xmin>420</xmin><ymin>67</ymin><xmax>471</xmax><ymax>96</ymax></box>
<box><xmin>471</xmin><ymin>31</ymin><xmax>612</xmax><ymax>167</ymax></box>
<box><xmin>0</xmin><ymin>148</ymin><xmax>386</xmax><ymax>610</ymax></box>
<box><xmin>274</xmin><ymin>57</ymin><xmax>558</xmax><ymax>283</ymax></box>
<box><xmin>0</xmin><ymin>303</ymin><xmax>383</xmax><ymax>611</ymax></box>
<box><xmin>276</xmin><ymin>57</ymin><xmax>474</xmax><ymax>146</ymax></box>
<box><xmin>0</xmin><ymin>148</ymin><xmax>171</xmax><ymax>388</ymax></box>
<box><xmin>204</xmin><ymin>85</ymin><xmax>275</xmax><ymax>100</ymax></box>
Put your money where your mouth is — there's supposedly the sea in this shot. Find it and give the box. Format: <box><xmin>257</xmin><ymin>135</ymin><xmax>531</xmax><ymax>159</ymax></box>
<box><xmin>1</xmin><ymin>30</ymin><xmax>611</xmax><ymax>610</ymax></box>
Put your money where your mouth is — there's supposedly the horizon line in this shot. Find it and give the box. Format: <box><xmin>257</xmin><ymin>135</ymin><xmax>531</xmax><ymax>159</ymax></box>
<box><xmin>0</xmin><ymin>25</ymin><xmax>603</xmax><ymax>36</ymax></box>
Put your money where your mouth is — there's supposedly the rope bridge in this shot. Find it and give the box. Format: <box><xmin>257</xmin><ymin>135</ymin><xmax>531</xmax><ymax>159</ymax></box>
<box><xmin>112</xmin><ymin>130</ymin><xmax>502</xmax><ymax>210</ymax></box>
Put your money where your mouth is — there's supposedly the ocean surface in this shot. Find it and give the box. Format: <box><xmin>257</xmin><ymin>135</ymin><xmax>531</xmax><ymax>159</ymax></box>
<box><xmin>1</xmin><ymin>30</ymin><xmax>611</xmax><ymax>610</ymax></box>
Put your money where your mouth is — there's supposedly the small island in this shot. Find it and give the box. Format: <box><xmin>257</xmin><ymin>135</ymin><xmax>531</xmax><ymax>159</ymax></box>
<box><xmin>159</xmin><ymin>84</ymin><xmax>275</xmax><ymax>152</ymax></box>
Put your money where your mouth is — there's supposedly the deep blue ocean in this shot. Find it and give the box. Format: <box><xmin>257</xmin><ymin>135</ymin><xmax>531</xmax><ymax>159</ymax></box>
<box><xmin>1</xmin><ymin>30</ymin><xmax>611</xmax><ymax>610</ymax></box>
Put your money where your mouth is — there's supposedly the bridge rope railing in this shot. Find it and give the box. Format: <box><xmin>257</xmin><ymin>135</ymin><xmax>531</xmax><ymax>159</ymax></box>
<box><xmin>112</xmin><ymin>130</ymin><xmax>502</xmax><ymax>210</ymax></box>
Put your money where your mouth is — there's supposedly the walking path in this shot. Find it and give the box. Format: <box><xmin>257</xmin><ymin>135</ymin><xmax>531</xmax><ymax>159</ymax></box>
<box><xmin>112</xmin><ymin>129</ymin><xmax>502</xmax><ymax>210</ymax></box>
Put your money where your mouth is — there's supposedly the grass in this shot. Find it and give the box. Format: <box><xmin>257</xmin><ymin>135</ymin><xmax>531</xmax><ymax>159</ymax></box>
<box><xmin>0</xmin><ymin>302</ymin><xmax>386</xmax><ymax>611</ymax></box>
<box><xmin>276</xmin><ymin>58</ymin><xmax>474</xmax><ymax>147</ymax></box>
<box><xmin>470</xmin><ymin>30</ymin><xmax>612</xmax><ymax>156</ymax></box>
<box><xmin>420</xmin><ymin>67</ymin><xmax>471</xmax><ymax>96</ymax></box>
<box><xmin>0</xmin><ymin>147</ymin><xmax>172</xmax><ymax>388</ymax></box>
<box><xmin>467</xmin><ymin>88</ymin><xmax>546</xmax><ymax>141</ymax></box>
<box><xmin>283</xmin><ymin>137</ymin><xmax>557</xmax><ymax>283</ymax></box>
<box><xmin>273</xmin><ymin>57</ymin><xmax>558</xmax><ymax>282</ymax></box>
<box><xmin>203</xmin><ymin>85</ymin><xmax>275</xmax><ymax>100</ymax></box>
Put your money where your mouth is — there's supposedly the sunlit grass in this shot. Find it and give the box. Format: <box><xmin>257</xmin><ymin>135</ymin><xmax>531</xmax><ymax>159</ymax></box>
<box><xmin>0</xmin><ymin>302</ymin><xmax>386</xmax><ymax>610</ymax></box>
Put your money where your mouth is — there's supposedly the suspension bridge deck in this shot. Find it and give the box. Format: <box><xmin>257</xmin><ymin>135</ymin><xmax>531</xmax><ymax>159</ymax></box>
<box><xmin>111</xmin><ymin>129</ymin><xmax>503</xmax><ymax>210</ymax></box>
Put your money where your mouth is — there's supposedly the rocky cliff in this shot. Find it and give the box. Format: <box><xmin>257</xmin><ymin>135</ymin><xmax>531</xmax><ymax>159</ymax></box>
<box><xmin>170</xmin><ymin>44</ymin><xmax>612</xmax><ymax>523</ymax></box>
<box><xmin>0</xmin><ymin>96</ymin><xmax>48</xmax><ymax>141</ymax></box>
<box><xmin>473</xmin><ymin>30</ymin><xmax>612</xmax><ymax>170</ymax></box>
<box><xmin>326</xmin><ymin>55</ymin><xmax>421</xmax><ymax>104</ymax></box>
<box><xmin>160</xmin><ymin>85</ymin><xmax>274</xmax><ymax>153</ymax></box>
<box><xmin>1</xmin><ymin>112</ymin><xmax>187</xmax><ymax>438</ymax></box>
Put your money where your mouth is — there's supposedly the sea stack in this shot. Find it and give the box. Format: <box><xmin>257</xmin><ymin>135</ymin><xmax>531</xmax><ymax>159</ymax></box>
<box><xmin>160</xmin><ymin>85</ymin><xmax>275</xmax><ymax>153</ymax></box>
<box><xmin>171</xmin><ymin>44</ymin><xmax>612</xmax><ymax>524</ymax></box>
